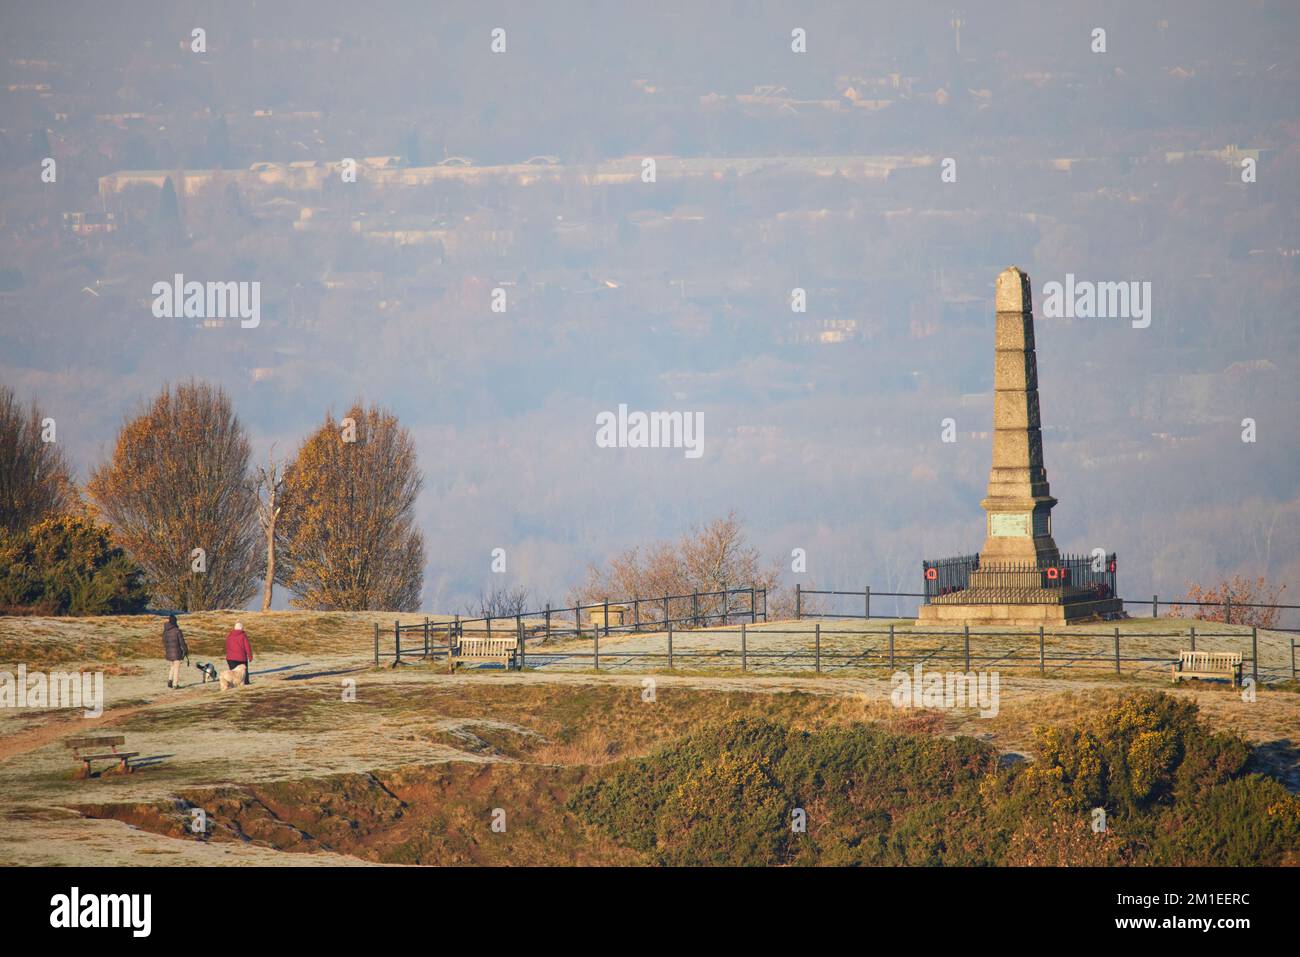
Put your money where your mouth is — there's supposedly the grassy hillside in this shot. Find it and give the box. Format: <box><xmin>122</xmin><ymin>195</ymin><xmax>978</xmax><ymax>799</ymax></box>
<box><xmin>0</xmin><ymin>610</ymin><xmax>440</xmax><ymax>668</ymax></box>
<box><xmin>572</xmin><ymin>692</ymin><xmax>1300</xmax><ymax>865</ymax></box>
<box><xmin>67</xmin><ymin>690</ymin><xmax>1300</xmax><ymax>866</ymax></box>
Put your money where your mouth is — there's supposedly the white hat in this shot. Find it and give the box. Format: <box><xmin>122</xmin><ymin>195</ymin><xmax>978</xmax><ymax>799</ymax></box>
<box><xmin>235</xmin><ymin>621</ymin><xmax>243</xmax><ymax>630</ymax></box>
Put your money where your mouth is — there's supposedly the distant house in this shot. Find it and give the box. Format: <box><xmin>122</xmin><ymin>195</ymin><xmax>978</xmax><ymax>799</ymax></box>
<box><xmin>61</xmin><ymin>211</ymin><xmax>120</xmax><ymax>236</ymax></box>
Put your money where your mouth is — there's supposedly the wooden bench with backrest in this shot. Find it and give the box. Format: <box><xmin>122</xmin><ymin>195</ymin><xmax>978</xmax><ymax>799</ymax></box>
<box><xmin>65</xmin><ymin>735</ymin><xmax>138</xmax><ymax>777</ymax></box>
<box><xmin>1171</xmin><ymin>650</ymin><xmax>1243</xmax><ymax>688</ymax></box>
<box><xmin>448</xmin><ymin>636</ymin><xmax>517</xmax><ymax>672</ymax></box>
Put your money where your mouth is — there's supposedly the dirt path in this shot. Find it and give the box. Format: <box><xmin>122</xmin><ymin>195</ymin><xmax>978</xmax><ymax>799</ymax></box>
<box><xmin>0</xmin><ymin>689</ymin><xmax>211</xmax><ymax>763</ymax></box>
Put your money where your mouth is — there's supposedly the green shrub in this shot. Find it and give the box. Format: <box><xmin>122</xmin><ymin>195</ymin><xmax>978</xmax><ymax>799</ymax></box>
<box><xmin>571</xmin><ymin>717</ymin><xmax>1001</xmax><ymax>866</ymax></box>
<box><xmin>1150</xmin><ymin>776</ymin><xmax>1300</xmax><ymax>866</ymax></box>
<box><xmin>1028</xmin><ymin>691</ymin><xmax>1240</xmax><ymax>816</ymax></box>
<box><xmin>0</xmin><ymin>515</ymin><xmax>149</xmax><ymax>615</ymax></box>
<box><xmin>656</xmin><ymin>748</ymin><xmax>790</xmax><ymax>865</ymax></box>
<box><xmin>570</xmin><ymin>717</ymin><xmax>792</xmax><ymax>861</ymax></box>
<box><xmin>571</xmin><ymin>693</ymin><xmax>1291</xmax><ymax>867</ymax></box>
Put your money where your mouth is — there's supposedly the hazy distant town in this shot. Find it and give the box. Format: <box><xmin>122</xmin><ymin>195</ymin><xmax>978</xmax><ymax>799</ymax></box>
<box><xmin>1</xmin><ymin>1</ymin><xmax>1297</xmax><ymax>615</ymax></box>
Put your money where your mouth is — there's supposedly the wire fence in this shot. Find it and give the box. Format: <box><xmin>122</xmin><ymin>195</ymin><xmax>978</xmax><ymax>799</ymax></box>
<box><xmin>795</xmin><ymin>585</ymin><xmax>1300</xmax><ymax>633</ymax></box>
<box><xmin>373</xmin><ymin>620</ymin><xmax>1293</xmax><ymax>684</ymax></box>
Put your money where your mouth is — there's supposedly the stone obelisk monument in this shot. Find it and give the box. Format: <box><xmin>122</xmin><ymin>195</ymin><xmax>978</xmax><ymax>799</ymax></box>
<box><xmin>917</xmin><ymin>266</ymin><xmax>1121</xmax><ymax>625</ymax></box>
<box><xmin>979</xmin><ymin>266</ymin><xmax>1059</xmax><ymax>566</ymax></box>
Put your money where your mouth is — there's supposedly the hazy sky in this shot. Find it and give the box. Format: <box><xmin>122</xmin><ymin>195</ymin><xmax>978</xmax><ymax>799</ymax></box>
<box><xmin>2</xmin><ymin>1</ymin><xmax>1298</xmax><ymax>619</ymax></box>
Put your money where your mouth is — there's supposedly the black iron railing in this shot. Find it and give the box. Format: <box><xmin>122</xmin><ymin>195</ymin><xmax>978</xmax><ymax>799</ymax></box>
<box><xmin>920</xmin><ymin>553</ymin><xmax>980</xmax><ymax>601</ymax></box>
<box><xmin>922</xmin><ymin>552</ymin><xmax>1117</xmax><ymax>605</ymax></box>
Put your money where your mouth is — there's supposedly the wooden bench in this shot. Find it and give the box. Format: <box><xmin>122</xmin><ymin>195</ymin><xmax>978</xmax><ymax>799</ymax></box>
<box><xmin>448</xmin><ymin>637</ymin><xmax>518</xmax><ymax>672</ymax></box>
<box><xmin>65</xmin><ymin>735</ymin><xmax>138</xmax><ymax>777</ymax></box>
<box><xmin>1171</xmin><ymin>650</ymin><xmax>1243</xmax><ymax>688</ymax></box>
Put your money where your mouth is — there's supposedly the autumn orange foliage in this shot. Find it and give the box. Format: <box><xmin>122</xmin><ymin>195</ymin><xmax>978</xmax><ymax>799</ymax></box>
<box><xmin>87</xmin><ymin>381</ymin><xmax>260</xmax><ymax>610</ymax></box>
<box><xmin>276</xmin><ymin>403</ymin><xmax>424</xmax><ymax>611</ymax></box>
<box><xmin>1171</xmin><ymin>575</ymin><xmax>1287</xmax><ymax>628</ymax></box>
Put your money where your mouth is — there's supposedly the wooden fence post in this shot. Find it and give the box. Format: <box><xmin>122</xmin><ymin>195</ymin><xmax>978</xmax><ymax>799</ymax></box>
<box><xmin>721</xmin><ymin>583</ymin><xmax>728</xmax><ymax>626</ymax></box>
<box><xmin>1152</xmin><ymin>594</ymin><xmax>1158</xmax><ymax>618</ymax></box>
<box><xmin>545</xmin><ymin>604</ymin><xmax>551</xmax><ymax>642</ymax></box>
<box><xmin>963</xmin><ymin>625</ymin><xmax>970</xmax><ymax>672</ymax></box>
<box><xmin>762</xmin><ymin>587</ymin><xmax>768</xmax><ymax>623</ymax></box>
<box><xmin>1190</xmin><ymin>626</ymin><xmax>1196</xmax><ymax>652</ymax></box>
<box><xmin>865</xmin><ymin>586</ymin><xmax>871</xmax><ymax>621</ymax></box>
<box><xmin>593</xmin><ymin>625</ymin><xmax>600</xmax><ymax>671</ymax></box>
<box><xmin>1225</xmin><ymin>595</ymin><xmax>1232</xmax><ymax>625</ymax></box>
<box><xmin>667</xmin><ymin>621</ymin><xmax>674</xmax><ymax>670</ymax></box>
<box><xmin>741</xmin><ymin>622</ymin><xmax>747</xmax><ymax>672</ymax></box>
<box><xmin>517</xmin><ymin>617</ymin><xmax>525</xmax><ymax>670</ymax></box>
<box><xmin>692</xmin><ymin>591</ymin><xmax>699</xmax><ymax>627</ymax></box>
<box><xmin>815</xmin><ymin>622</ymin><xmax>821</xmax><ymax>674</ymax></box>
<box><xmin>795</xmin><ymin>584</ymin><xmax>801</xmax><ymax>621</ymax></box>
<box><xmin>374</xmin><ymin>622</ymin><xmax>379</xmax><ymax>666</ymax></box>
<box><xmin>750</xmin><ymin>585</ymin><xmax>757</xmax><ymax>625</ymax></box>
<box><xmin>888</xmin><ymin>623</ymin><xmax>895</xmax><ymax>670</ymax></box>
<box><xmin>423</xmin><ymin>617</ymin><xmax>430</xmax><ymax>658</ymax></box>
<box><xmin>1038</xmin><ymin>626</ymin><xmax>1045</xmax><ymax>676</ymax></box>
<box><xmin>603</xmin><ymin>598</ymin><xmax>610</xmax><ymax>638</ymax></box>
<box><xmin>1252</xmin><ymin>627</ymin><xmax>1258</xmax><ymax>684</ymax></box>
<box><xmin>663</xmin><ymin>597</ymin><xmax>669</xmax><ymax>630</ymax></box>
<box><xmin>1114</xmin><ymin>627</ymin><xmax>1121</xmax><ymax>675</ymax></box>
<box><xmin>394</xmin><ymin>620</ymin><xmax>401</xmax><ymax>664</ymax></box>
<box><xmin>634</xmin><ymin>598</ymin><xmax>640</xmax><ymax>633</ymax></box>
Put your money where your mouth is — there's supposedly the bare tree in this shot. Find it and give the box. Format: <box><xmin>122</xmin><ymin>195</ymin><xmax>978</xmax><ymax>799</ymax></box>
<box><xmin>0</xmin><ymin>385</ymin><xmax>75</xmax><ymax>534</ymax></box>
<box><xmin>473</xmin><ymin>586</ymin><xmax>531</xmax><ymax>618</ymax></box>
<box><xmin>575</xmin><ymin>512</ymin><xmax>781</xmax><ymax>625</ymax></box>
<box><xmin>254</xmin><ymin>448</ymin><xmax>285</xmax><ymax>612</ymax></box>
<box><xmin>1172</xmin><ymin>575</ymin><xmax>1287</xmax><ymax>629</ymax></box>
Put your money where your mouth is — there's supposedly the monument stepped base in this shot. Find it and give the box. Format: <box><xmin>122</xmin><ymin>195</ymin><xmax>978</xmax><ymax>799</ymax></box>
<box><xmin>916</xmin><ymin>596</ymin><xmax>1123</xmax><ymax>627</ymax></box>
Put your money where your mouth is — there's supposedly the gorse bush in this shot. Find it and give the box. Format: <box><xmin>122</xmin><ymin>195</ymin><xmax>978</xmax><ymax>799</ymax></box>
<box><xmin>571</xmin><ymin>716</ymin><xmax>1002</xmax><ymax>866</ymax></box>
<box><xmin>570</xmin><ymin>693</ymin><xmax>1299</xmax><ymax>866</ymax></box>
<box><xmin>658</xmin><ymin>749</ymin><xmax>790</xmax><ymax>865</ymax></box>
<box><xmin>1027</xmin><ymin>691</ymin><xmax>1250</xmax><ymax>815</ymax></box>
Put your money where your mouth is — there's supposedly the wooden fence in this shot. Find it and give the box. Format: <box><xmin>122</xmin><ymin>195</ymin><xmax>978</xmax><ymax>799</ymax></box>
<box><xmin>373</xmin><ymin>584</ymin><xmax>767</xmax><ymax>666</ymax></box>
<box><xmin>500</xmin><ymin>624</ymin><xmax>1274</xmax><ymax>682</ymax></box>
<box><xmin>373</xmin><ymin>616</ymin><xmax>1294</xmax><ymax>684</ymax></box>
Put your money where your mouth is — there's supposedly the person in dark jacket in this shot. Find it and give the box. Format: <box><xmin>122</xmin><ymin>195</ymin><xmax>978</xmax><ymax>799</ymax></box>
<box><xmin>162</xmin><ymin>614</ymin><xmax>187</xmax><ymax>689</ymax></box>
<box><xmin>224</xmin><ymin>622</ymin><xmax>253</xmax><ymax>685</ymax></box>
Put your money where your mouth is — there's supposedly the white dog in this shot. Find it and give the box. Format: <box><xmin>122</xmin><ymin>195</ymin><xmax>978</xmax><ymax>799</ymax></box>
<box><xmin>218</xmin><ymin>663</ymin><xmax>247</xmax><ymax>690</ymax></box>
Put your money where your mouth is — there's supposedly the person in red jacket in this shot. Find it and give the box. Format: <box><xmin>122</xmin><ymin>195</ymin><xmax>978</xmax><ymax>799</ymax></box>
<box><xmin>224</xmin><ymin>621</ymin><xmax>253</xmax><ymax>685</ymax></box>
